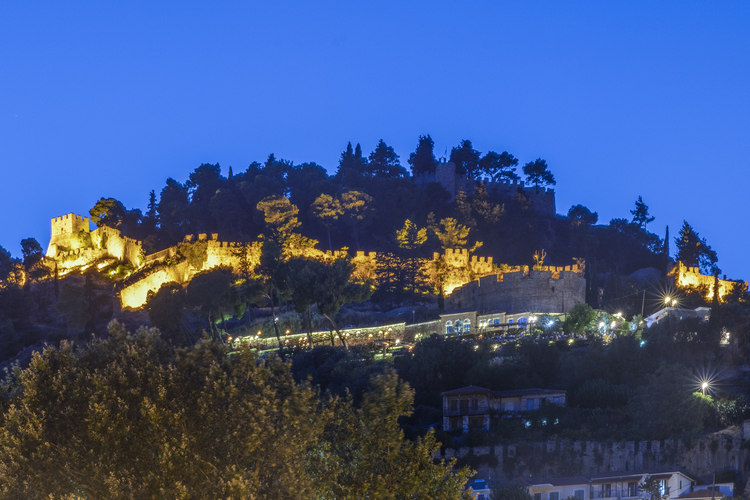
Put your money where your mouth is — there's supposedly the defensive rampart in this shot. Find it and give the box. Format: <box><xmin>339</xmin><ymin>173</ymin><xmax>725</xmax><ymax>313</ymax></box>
<box><xmin>672</xmin><ymin>261</ymin><xmax>748</xmax><ymax>302</ymax></box>
<box><xmin>438</xmin><ymin>435</ymin><xmax>749</xmax><ymax>487</ymax></box>
<box><xmin>46</xmin><ymin>213</ymin><xmax>536</xmax><ymax>311</ymax></box>
<box><xmin>446</xmin><ymin>265</ymin><xmax>585</xmax><ymax>314</ymax></box>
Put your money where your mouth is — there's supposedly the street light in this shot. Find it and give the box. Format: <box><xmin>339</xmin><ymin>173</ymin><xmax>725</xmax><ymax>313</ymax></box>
<box><xmin>702</xmin><ymin>382</ymin><xmax>708</xmax><ymax>396</ymax></box>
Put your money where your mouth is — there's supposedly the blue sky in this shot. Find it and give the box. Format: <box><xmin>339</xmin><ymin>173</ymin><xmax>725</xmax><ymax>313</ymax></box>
<box><xmin>2</xmin><ymin>2</ymin><xmax>749</xmax><ymax>280</ymax></box>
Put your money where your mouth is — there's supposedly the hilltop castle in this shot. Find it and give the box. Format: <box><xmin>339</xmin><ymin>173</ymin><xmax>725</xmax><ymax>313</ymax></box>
<box><xmin>413</xmin><ymin>159</ymin><xmax>556</xmax><ymax>215</ymax></box>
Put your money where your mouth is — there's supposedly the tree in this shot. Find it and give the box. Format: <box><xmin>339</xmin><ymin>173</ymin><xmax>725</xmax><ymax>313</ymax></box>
<box><xmin>640</xmin><ymin>476</ymin><xmax>668</xmax><ymax>500</ymax></box>
<box><xmin>142</xmin><ymin>189</ymin><xmax>159</xmax><ymax>236</ymax></box>
<box><xmin>490</xmin><ymin>483</ymin><xmax>532</xmax><ymax>500</ymax></box>
<box><xmin>256</xmin><ymin>195</ymin><xmax>302</xmax><ymax>244</ymax></box>
<box><xmin>311</xmin><ymin>370</ymin><xmax>473</xmax><ymax>499</ymax></box>
<box><xmin>335</xmin><ymin>142</ymin><xmax>368</xmax><ymax>187</ymax></box>
<box><xmin>89</xmin><ymin>197</ymin><xmax>142</xmax><ymax>233</ymax></box>
<box><xmin>311</xmin><ymin>194</ymin><xmax>342</xmax><ymax>251</ymax></box>
<box><xmin>147</xmin><ymin>282</ymin><xmax>188</xmax><ymax>345</ymax></box>
<box><xmin>631</xmin><ymin>196</ymin><xmax>655</xmax><ymax>230</ymax></box>
<box><xmin>158</xmin><ymin>178</ymin><xmax>190</xmax><ymax>244</ymax></box>
<box><xmin>278</xmin><ymin>257</ymin><xmax>327</xmax><ymax>348</ymax></box>
<box><xmin>185</xmin><ymin>268</ymin><xmax>243</xmax><ymax>340</ymax></box>
<box><xmin>20</xmin><ymin>238</ymin><xmax>47</xmax><ymax>282</ymax></box>
<box><xmin>315</xmin><ymin>258</ymin><xmax>373</xmax><ymax>349</ymax></box>
<box><xmin>408</xmin><ymin>134</ymin><xmax>438</xmax><ymax>176</ymax></box>
<box><xmin>450</xmin><ymin>140</ymin><xmax>481</xmax><ymax>178</ymax></box>
<box><xmin>568</xmin><ymin>205</ymin><xmax>598</xmax><ymax>227</ymax></box>
<box><xmin>55</xmin><ymin>282</ymin><xmax>90</xmax><ymax>332</ymax></box>
<box><xmin>522</xmin><ymin>158</ymin><xmax>556</xmax><ymax>189</ymax></box>
<box><xmin>0</xmin><ymin>322</ymin><xmax>323</xmax><ymax>498</ymax></box>
<box><xmin>675</xmin><ymin>221</ymin><xmax>719</xmax><ymax>275</ymax></box>
<box><xmin>627</xmin><ymin>363</ymin><xmax>710</xmax><ymax>441</ymax></box>
<box><xmin>434</xmin><ymin>218</ymin><xmax>471</xmax><ymax>250</ymax></box>
<box><xmin>368</xmin><ymin>139</ymin><xmax>406</xmax><ymax>178</ymax></box>
<box><xmin>563</xmin><ymin>303</ymin><xmax>597</xmax><ymax>335</ymax></box>
<box><xmin>339</xmin><ymin>190</ymin><xmax>374</xmax><ymax>250</ymax></box>
<box><xmin>479</xmin><ymin>151</ymin><xmax>520</xmax><ymax>182</ymax></box>
<box><xmin>396</xmin><ymin>219</ymin><xmax>428</xmax><ymax>250</ymax></box>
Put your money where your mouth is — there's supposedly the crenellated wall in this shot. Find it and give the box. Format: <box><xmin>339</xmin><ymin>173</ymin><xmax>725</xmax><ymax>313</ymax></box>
<box><xmin>118</xmin><ymin>260</ymin><xmax>192</xmax><ymax>310</ymax></box>
<box><xmin>446</xmin><ymin>265</ymin><xmax>585</xmax><ymax>314</ymax></box>
<box><xmin>46</xmin><ymin>212</ymin><xmax>569</xmax><ymax>312</ymax></box>
<box><xmin>47</xmin><ymin>213</ymin><xmax>91</xmax><ymax>257</ymax></box>
<box><xmin>672</xmin><ymin>261</ymin><xmax>748</xmax><ymax>302</ymax></box>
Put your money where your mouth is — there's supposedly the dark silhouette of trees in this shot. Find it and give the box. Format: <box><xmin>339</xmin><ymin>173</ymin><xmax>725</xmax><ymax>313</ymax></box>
<box><xmin>631</xmin><ymin>196</ymin><xmax>655</xmax><ymax>230</ymax></box>
<box><xmin>408</xmin><ymin>134</ymin><xmax>438</xmax><ymax>176</ymax></box>
<box><xmin>522</xmin><ymin>158</ymin><xmax>556</xmax><ymax>188</ymax></box>
<box><xmin>479</xmin><ymin>151</ymin><xmax>519</xmax><ymax>182</ymax></box>
<box><xmin>450</xmin><ymin>139</ymin><xmax>481</xmax><ymax>178</ymax></box>
<box><xmin>368</xmin><ymin>139</ymin><xmax>406</xmax><ymax>178</ymax></box>
<box><xmin>675</xmin><ymin>220</ymin><xmax>719</xmax><ymax>274</ymax></box>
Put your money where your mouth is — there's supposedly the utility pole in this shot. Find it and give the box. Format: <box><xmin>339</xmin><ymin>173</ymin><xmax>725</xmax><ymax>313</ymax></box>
<box><xmin>641</xmin><ymin>289</ymin><xmax>646</xmax><ymax>318</ymax></box>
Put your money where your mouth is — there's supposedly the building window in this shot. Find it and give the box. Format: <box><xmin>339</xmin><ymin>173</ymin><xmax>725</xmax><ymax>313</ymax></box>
<box><xmin>659</xmin><ymin>480</ymin><xmax>668</xmax><ymax>496</ymax></box>
<box><xmin>494</xmin><ymin>318</ymin><xmax>500</xmax><ymax>325</ymax></box>
<box><xmin>445</xmin><ymin>321</ymin><xmax>452</xmax><ymax>334</ymax></box>
<box><xmin>627</xmin><ymin>482</ymin><xmax>637</xmax><ymax>497</ymax></box>
<box><xmin>509</xmin><ymin>319</ymin><xmax>513</xmax><ymax>324</ymax></box>
<box><xmin>601</xmin><ymin>484</ymin><xmax>611</xmax><ymax>498</ymax></box>
<box><xmin>454</xmin><ymin>320</ymin><xmax>463</xmax><ymax>333</ymax></box>
<box><xmin>549</xmin><ymin>492</ymin><xmax>560</xmax><ymax>500</ymax></box>
<box><xmin>534</xmin><ymin>494</ymin><xmax>542</xmax><ymax>500</ymax></box>
<box><xmin>526</xmin><ymin>399</ymin><xmax>534</xmax><ymax>411</ymax></box>
<box><xmin>574</xmin><ymin>490</ymin><xmax>584</xmax><ymax>500</ymax></box>
<box><xmin>450</xmin><ymin>400</ymin><xmax>458</xmax><ymax>412</ymax></box>
<box><xmin>464</xmin><ymin>320</ymin><xmax>471</xmax><ymax>333</ymax></box>
<box><xmin>519</xmin><ymin>317</ymin><xmax>527</xmax><ymax>324</ymax></box>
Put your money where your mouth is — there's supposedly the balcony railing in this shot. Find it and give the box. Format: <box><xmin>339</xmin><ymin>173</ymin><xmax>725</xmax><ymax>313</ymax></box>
<box><xmin>443</xmin><ymin>407</ymin><xmax>490</xmax><ymax>416</ymax></box>
<box><xmin>590</xmin><ymin>490</ymin><xmax>662</xmax><ymax>500</ymax></box>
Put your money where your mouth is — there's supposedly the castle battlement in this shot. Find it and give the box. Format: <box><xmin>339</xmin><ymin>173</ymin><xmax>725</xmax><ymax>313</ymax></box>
<box><xmin>446</xmin><ymin>260</ymin><xmax>585</xmax><ymax>314</ymax></box>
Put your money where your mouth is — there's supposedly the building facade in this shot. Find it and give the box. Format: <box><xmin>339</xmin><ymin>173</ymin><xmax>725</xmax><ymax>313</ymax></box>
<box><xmin>441</xmin><ymin>386</ymin><xmax>567</xmax><ymax>432</ymax></box>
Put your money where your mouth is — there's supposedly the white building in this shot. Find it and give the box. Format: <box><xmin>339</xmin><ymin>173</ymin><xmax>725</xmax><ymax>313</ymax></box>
<box><xmin>523</xmin><ymin>470</ymin><xmax>697</xmax><ymax>500</ymax></box>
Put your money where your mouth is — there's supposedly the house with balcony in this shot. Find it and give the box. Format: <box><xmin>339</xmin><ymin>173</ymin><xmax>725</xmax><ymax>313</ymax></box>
<box><xmin>523</xmin><ymin>470</ymin><xmax>697</xmax><ymax>500</ymax></box>
<box><xmin>441</xmin><ymin>386</ymin><xmax>567</xmax><ymax>432</ymax></box>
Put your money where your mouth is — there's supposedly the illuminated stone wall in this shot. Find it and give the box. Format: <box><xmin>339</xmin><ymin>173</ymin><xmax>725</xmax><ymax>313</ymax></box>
<box><xmin>47</xmin><ymin>213</ymin><xmax>91</xmax><ymax>257</ymax></box>
<box><xmin>672</xmin><ymin>261</ymin><xmax>748</xmax><ymax>302</ymax></box>
<box><xmin>445</xmin><ymin>265</ymin><xmax>585</xmax><ymax>314</ymax></box>
<box><xmin>118</xmin><ymin>260</ymin><xmax>192</xmax><ymax>310</ymax></box>
<box><xmin>48</xmin><ymin>212</ymin><xmax>576</xmax><ymax>312</ymax></box>
<box><xmin>90</xmin><ymin>226</ymin><xmax>144</xmax><ymax>268</ymax></box>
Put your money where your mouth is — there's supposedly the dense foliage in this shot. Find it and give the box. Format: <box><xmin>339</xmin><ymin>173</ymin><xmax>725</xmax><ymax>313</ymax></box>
<box><xmin>0</xmin><ymin>322</ymin><xmax>472</xmax><ymax>499</ymax></box>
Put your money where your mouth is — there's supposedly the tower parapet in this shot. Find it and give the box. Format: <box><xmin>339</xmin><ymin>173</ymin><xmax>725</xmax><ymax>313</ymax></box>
<box><xmin>47</xmin><ymin>213</ymin><xmax>91</xmax><ymax>257</ymax></box>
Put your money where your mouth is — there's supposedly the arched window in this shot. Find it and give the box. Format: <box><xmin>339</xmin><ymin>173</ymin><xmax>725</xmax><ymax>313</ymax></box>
<box><xmin>445</xmin><ymin>321</ymin><xmax>452</xmax><ymax>334</ymax></box>
<box><xmin>518</xmin><ymin>317</ymin><xmax>527</xmax><ymax>324</ymax></box>
<box><xmin>464</xmin><ymin>319</ymin><xmax>471</xmax><ymax>333</ymax></box>
<box><xmin>454</xmin><ymin>320</ymin><xmax>463</xmax><ymax>333</ymax></box>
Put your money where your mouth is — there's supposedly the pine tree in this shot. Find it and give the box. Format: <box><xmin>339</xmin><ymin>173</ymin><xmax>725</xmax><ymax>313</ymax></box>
<box><xmin>631</xmin><ymin>196</ymin><xmax>655</xmax><ymax>230</ymax></box>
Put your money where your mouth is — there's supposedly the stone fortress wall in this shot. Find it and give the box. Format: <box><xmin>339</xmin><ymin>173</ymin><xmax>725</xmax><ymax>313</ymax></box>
<box><xmin>47</xmin><ymin>213</ymin><xmax>145</xmax><ymax>273</ymax></box>
<box><xmin>439</xmin><ymin>435</ymin><xmax>750</xmax><ymax>487</ymax></box>
<box><xmin>446</xmin><ymin>264</ymin><xmax>586</xmax><ymax>314</ymax></box>
<box><xmin>45</xmin><ymin>212</ymin><xmax>581</xmax><ymax>311</ymax></box>
<box><xmin>672</xmin><ymin>261</ymin><xmax>748</xmax><ymax>301</ymax></box>
<box><xmin>414</xmin><ymin>159</ymin><xmax>556</xmax><ymax>216</ymax></box>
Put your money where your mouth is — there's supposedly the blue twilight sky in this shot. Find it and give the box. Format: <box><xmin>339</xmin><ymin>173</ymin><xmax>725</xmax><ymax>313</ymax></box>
<box><xmin>1</xmin><ymin>2</ymin><xmax>749</xmax><ymax>279</ymax></box>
